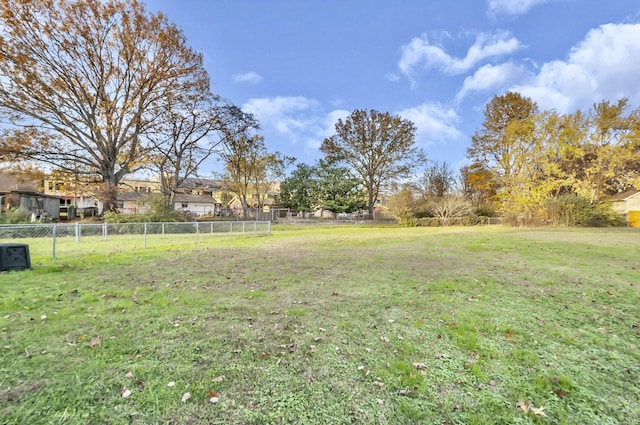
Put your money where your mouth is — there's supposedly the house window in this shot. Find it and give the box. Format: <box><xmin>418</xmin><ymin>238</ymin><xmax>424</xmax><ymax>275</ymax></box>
<box><xmin>48</xmin><ymin>182</ymin><xmax>54</xmax><ymax>191</ymax></box>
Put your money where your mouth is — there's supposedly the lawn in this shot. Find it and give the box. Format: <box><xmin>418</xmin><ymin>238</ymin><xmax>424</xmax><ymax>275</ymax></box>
<box><xmin>1</xmin><ymin>225</ymin><xmax>639</xmax><ymax>424</ymax></box>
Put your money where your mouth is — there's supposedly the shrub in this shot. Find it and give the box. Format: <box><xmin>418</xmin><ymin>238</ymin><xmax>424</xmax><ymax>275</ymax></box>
<box><xmin>0</xmin><ymin>207</ymin><xmax>31</xmax><ymax>224</ymax></box>
<box><xmin>543</xmin><ymin>195</ymin><xmax>625</xmax><ymax>227</ymax></box>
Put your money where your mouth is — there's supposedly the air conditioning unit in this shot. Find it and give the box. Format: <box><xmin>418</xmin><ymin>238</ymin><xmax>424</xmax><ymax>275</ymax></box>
<box><xmin>0</xmin><ymin>243</ymin><xmax>31</xmax><ymax>271</ymax></box>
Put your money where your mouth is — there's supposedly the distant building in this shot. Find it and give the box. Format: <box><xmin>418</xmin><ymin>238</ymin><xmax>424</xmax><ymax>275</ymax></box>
<box><xmin>611</xmin><ymin>188</ymin><xmax>640</xmax><ymax>227</ymax></box>
<box><xmin>0</xmin><ymin>173</ymin><xmax>60</xmax><ymax>220</ymax></box>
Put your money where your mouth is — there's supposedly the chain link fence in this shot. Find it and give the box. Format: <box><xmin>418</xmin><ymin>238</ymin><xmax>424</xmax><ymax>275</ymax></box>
<box><xmin>0</xmin><ymin>221</ymin><xmax>271</xmax><ymax>262</ymax></box>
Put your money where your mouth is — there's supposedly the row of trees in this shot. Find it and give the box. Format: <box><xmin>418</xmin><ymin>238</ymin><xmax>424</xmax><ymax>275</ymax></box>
<box><xmin>463</xmin><ymin>92</ymin><xmax>640</xmax><ymax>225</ymax></box>
<box><xmin>280</xmin><ymin>109</ymin><xmax>425</xmax><ymax>216</ymax></box>
<box><xmin>0</xmin><ymin>0</ymin><xmax>289</xmax><ymax>217</ymax></box>
<box><xmin>1</xmin><ymin>2</ymin><xmax>636</xmax><ymax>225</ymax></box>
<box><xmin>0</xmin><ymin>0</ymin><xmax>427</xmax><ymax>221</ymax></box>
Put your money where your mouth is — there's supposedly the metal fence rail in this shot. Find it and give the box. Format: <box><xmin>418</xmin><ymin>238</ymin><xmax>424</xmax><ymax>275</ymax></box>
<box><xmin>0</xmin><ymin>221</ymin><xmax>271</xmax><ymax>261</ymax></box>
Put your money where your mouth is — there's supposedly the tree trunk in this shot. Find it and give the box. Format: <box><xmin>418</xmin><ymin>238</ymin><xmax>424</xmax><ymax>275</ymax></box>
<box><xmin>101</xmin><ymin>180</ymin><xmax>119</xmax><ymax>214</ymax></box>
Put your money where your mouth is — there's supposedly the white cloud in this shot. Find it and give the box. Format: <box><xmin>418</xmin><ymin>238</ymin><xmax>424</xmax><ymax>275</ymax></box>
<box><xmin>456</xmin><ymin>62</ymin><xmax>524</xmax><ymax>102</ymax></box>
<box><xmin>395</xmin><ymin>103</ymin><xmax>462</xmax><ymax>147</ymax></box>
<box><xmin>243</xmin><ymin>96</ymin><xmax>320</xmax><ymax>137</ymax></box>
<box><xmin>398</xmin><ymin>31</ymin><xmax>522</xmax><ymax>84</ymax></box>
<box><xmin>305</xmin><ymin>109</ymin><xmax>350</xmax><ymax>150</ymax></box>
<box><xmin>241</xmin><ymin>97</ymin><xmax>350</xmax><ymax>156</ymax></box>
<box><xmin>232</xmin><ymin>71</ymin><xmax>264</xmax><ymax>84</ymax></box>
<box><xmin>512</xmin><ymin>23</ymin><xmax>640</xmax><ymax>113</ymax></box>
<box><xmin>487</xmin><ymin>0</ymin><xmax>554</xmax><ymax>16</ymax></box>
<box><xmin>385</xmin><ymin>72</ymin><xmax>401</xmax><ymax>82</ymax></box>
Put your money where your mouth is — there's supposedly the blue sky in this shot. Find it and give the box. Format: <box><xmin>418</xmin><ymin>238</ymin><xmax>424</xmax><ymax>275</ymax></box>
<box><xmin>145</xmin><ymin>0</ymin><xmax>640</xmax><ymax>174</ymax></box>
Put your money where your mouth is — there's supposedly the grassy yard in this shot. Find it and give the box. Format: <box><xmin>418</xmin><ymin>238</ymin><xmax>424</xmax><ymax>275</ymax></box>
<box><xmin>1</xmin><ymin>225</ymin><xmax>639</xmax><ymax>424</ymax></box>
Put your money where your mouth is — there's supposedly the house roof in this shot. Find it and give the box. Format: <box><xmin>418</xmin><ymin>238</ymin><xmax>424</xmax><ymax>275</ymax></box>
<box><xmin>0</xmin><ymin>173</ymin><xmax>40</xmax><ymax>194</ymax></box>
<box><xmin>174</xmin><ymin>193</ymin><xmax>216</xmax><ymax>204</ymax></box>
<box><xmin>181</xmin><ymin>177</ymin><xmax>224</xmax><ymax>191</ymax></box>
<box><xmin>610</xmin><ymin>188</ymin><xmax>640</xmax><ymax>202</ymax></box>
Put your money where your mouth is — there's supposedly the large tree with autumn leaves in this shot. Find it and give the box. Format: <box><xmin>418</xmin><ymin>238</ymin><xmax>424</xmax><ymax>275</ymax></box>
<box><xmin>0</xmin><ymin>0</ymin><xmax>211</xmax><ymax>211</ymax></box>
<box><xmin>321</xmin><ymin>109</ymin><xmax>426</xmax><ymax>217</ymax></box>
<box><xmin>465</xmin><ymin>92</ymin><xmax>640</xmax><ymax>224</ymax></box>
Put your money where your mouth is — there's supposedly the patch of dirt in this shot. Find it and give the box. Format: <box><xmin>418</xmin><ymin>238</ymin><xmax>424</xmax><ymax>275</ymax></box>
<box><xmin>0</xmin><ymin>380</ymin><xmax>46</xmax><ymax>403</ymax></box>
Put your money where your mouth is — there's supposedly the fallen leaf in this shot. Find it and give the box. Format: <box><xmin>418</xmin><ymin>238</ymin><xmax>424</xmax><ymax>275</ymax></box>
<box><xmin>530</xmin><ymin>405</ymin><xmax>546</xmax><ymax>417</ymax></box>
<box><xmin>181</xmin><ymin>392</ymin><xmax>191</xmax><ymax>403</ymax></box>
<box><xmin>412</xmin><ymin>362</ymin><xmax>427</xmax><ymax>370</ymax></box>
<box><xmin>208</xmin><ymin>390</ymin><xmax>218</xmax><ymax>398</ymax></box>
<box><xmin>125</xmin><ymin>371</ymin><xmax>134</xmax><ymax>378</ymax></box>
<box><xmin>210</xmin><ymin>396</ymin><xmax>219</xmax><ymax>403</ymax></box>
<box><xmin>167</xmin><ymin>381</ymin><xmax>175</xmax><ymax>387</ymax></box>
<box><xmin>88</xmin><ymin>337</ymin><xmax>101</xmax><ymax>348</ymax></box>
<box><xmin>376</xmin><ymin>398</ymin><xmax>384</xmax><ymax>404</ymax></box>
<box><xmin>212</xmin><ymin>376</ymin><xmax>224</xmax><ymax>383</ymax></box>
<box><xmin>380</xmin><ymin>336</ymin><xmax>390</xmax><ymax>344</ymax></box>
<box><xmin>517</xmin><ymin>399</ymin><xmax>529</xmax><ymax>413</ymax></box>
<box><xmin>506</xmin><ymin>331</ymin><xmax>514</xmax><ymax>338</ymax></box>
<box><xmin>122</xmin><ymin>388</ymin><xmax>131</xmax><ymax>398</ymax></box>
<box><xmin>554</xmin><ymin>388</ymin><xmax>566</xmax><ymax>398</ymax></box>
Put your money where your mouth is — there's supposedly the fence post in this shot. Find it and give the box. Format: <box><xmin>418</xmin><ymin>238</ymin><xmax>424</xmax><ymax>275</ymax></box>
<box><xmin>195</xmin><ymin>221</ymin><xmax>199</xmax><ymax>242</ymax></box>
<box><xmin>242</xmin><ymin>222</ymin><xmax>245</xmax><ymax>233</ymax></box>
<box><xmin>75</xmin><ymin>222</ymin><xmax>80</xmax><ymax>243</ymax></box>
<box><xmin>144</xmin><ymin>223</ymin><xmax>147</xmax><ymax>248</ymax></box>
<box><xmin>52</xmin><ymin>224</ymin><xmax>57</xmax><ymax>261</ymax></box>
<box><xmin>230</xmin><ymin>222</ymin><xmax>233</xmax><ymax>236</ymax></box>
<box><xmin>162</xmin><ymin>222</ymin><xmax>165</xmax><ymax>238</ymax></box>
<box><xmin>268</xmin><ymin>221</ymin><xmax>271</xmax><ymax>234</ymax></box>
<box><xmin>102</xmin><ymin>223</ymin><xmax>107</xmax><ymax>241</ymax></box>
<box><xmin>254</xmin><ymin>221</ymin><xmax>257</xmax><ymax>233</ymax></box>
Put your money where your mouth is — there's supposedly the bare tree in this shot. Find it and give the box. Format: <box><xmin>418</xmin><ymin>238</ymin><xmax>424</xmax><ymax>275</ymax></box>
<box><xmin>427</xmin><ymin>195</ymin><xmax>474</xmax><ymax>220</ymax></box>
<box><xmin>0</xmin><ymin>0</ymin><xmax>210</xmax><ymax>211</ymax></box>
<box><xmin>147</xmin><ymin>96</ymin><xmax>244</xmax><ymax>212</ymax></box>
<box><xmin>419</xmin><ymin>161</ymin><xmax>455</xmax><ymax>199</ymax></box>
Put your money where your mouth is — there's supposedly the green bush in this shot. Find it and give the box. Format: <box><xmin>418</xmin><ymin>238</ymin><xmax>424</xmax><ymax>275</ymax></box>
<box><xmin>0</xmin><ymin>207</ymin><xmax>31</xmax><ymax>224</ymax></box>
<box><xmin>544</xmin><ymin>195</ymin><xmax>624</xmax><ymax>227</ymax></box>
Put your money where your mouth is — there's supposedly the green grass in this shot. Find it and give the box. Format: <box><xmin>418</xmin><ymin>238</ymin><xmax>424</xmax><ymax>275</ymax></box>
<box><xmin>1</xmin><ymin>225</ymin><xmax>639</xmax><ymax>424</ymax></box>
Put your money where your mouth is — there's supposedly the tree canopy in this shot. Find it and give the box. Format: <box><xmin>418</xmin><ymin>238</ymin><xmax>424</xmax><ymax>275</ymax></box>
<box><xmin>0</xmin><ymin>0</ymin><xmax>211</xmax><ymax>211</ymax></box>
<box><xmin>280</xmin><ymin>160</ymin><xmax>366</xmax><ymax>214</ymax></box>
<box><xmin>320</xmin><ymin>109</ymin><xmax>425</xmax><ymax>216</ymax></box>
<box><xmin>465</xmin><ymin>92</ymin><xmax>640</xmax><ymax>225</ymax></box>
